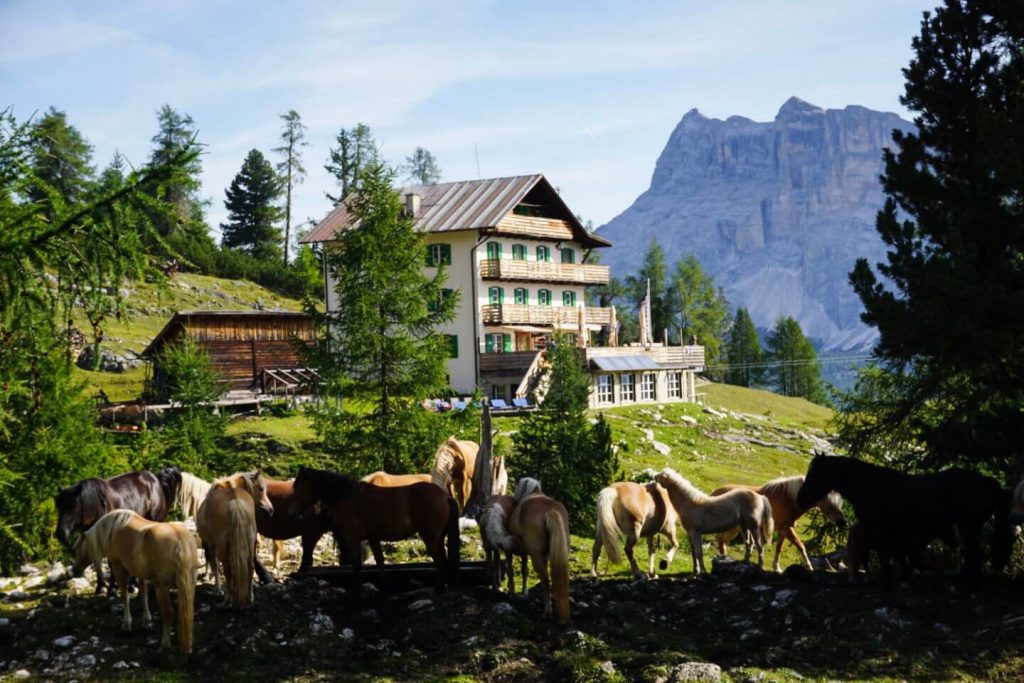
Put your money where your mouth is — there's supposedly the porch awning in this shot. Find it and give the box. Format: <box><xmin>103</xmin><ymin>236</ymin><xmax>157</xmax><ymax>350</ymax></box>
<box><xmin>484</xmin><ymin>325</ymin><xmax>551</xmax><ymax>334</ymax></box>
<box><xmin>590</xmin><ymin>355</ymin><xmax>661</xmax><ymax>372</ymax></box>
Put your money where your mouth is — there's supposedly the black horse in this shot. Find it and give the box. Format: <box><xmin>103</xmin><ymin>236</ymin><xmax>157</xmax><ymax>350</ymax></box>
<box><xmin>54</xmin><ymin>469</ymin><xmax>172</xmax><ymax>593</ymax></box>
<box><xmin>796</xmin><ymin>455</ymin><xmax>1013</xmax><ymax>584</ymax></box>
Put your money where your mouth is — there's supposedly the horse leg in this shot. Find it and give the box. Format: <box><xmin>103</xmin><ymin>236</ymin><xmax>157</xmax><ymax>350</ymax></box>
<box><xmin>140</xmin><ymin>579</ymin><xmax>153</xmax><ymax>628</ymax></box>
<box><xmin>519</xmin><ymin>554</ymin><xmax>530</xmax><ymax>595</ymax></box>
<box><xmin>299</xmin><ymin>532</ymin><xmax>320</xmax><ymax>572</ymax></box>
<box><xmin>716</xmin><ymin>527</ymin><xmax>740</xmax><ymax>556</ymax></box>
<box><xmin>646</xmin><ymin>536</ymin><xmax>657</xmax><ymax>577</ymax></box>
<box><xmin>504</xmin><ymin>551</ymin><xmax>515</xmax><ymax>594</ymax></box>
<box><xmin>661</xmin><ymin>528</ymin><xmax>679</xmax><ymax>573</ymax></box>
<box><xmin>531</xmin><ymin>552</ymin><xmax>552</xmax><ymax>617</ymax></box>
<box><xmin>155</xmin><ymin>586</ymin><xmax>173</xmax><ymax>650</ymax></box>
<box><xmin>111</xmin><ymin>563</ymin><xmax>132</xmax><ymax>631</ymax></box>
<box><xmin>254</xmin><ymin>555</ymin><xmax>274</xmax><ymax>586</ymax></box>
<box><xmin>784</xmin><ymin>526</ymin><xmax>811</xmax><ymax>572</ymax></box>
<box><xmin>590</xmin><ymin>535</ymin><xmax>602</xmax><ymax>578</ymax></box>
<box><xmin>625</xmin><ymin>525</ymin><xmax>645</xmax><ymax>580</ymax></box>
<box><xmin>369</xmin><ymin>540</ymin><xmax>386</xmax><ymax>579</ymax></box>
<box><xmin>741</xmin><ymin>524</ymin><xmax>753</xmax><ymax>563</ymax></box>
<box><xmin>688</xmin><ymin>528</ymin><xmax>704</xmax><ymax>577</ymax></box>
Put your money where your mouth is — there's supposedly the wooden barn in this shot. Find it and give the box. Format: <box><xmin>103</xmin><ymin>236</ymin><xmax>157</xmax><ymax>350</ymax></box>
<box><xmin>142</xmin><ymin>310</ymin><xmax>318</xmax><ymax>399</ymax></box>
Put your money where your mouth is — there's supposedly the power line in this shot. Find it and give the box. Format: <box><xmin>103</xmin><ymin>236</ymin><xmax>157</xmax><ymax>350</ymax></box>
<box><xmin>705</xmin><ymin>354</ymin><xmax>874</xmax><ymax>372</ymax></box>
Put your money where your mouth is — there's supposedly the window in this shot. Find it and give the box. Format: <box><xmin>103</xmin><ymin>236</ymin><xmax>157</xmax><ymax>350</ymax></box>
<box><xmin>426</xmin><ymin>243</ymin><xmax>451</xmax><ymax>266</ymax></box>
<box><xmin>538</xmin><ymin>289</ymin><xmax>552</xmax><ymax>306</ymax></box>
<box><xmin>491</xmin><ymin>383</ymin><xmax>506</xmax><ymax>400</ymax></box>
<box><xmin>488</xmin><ymin>286</ymin><xmax>504</xmax><ymax>305</ymax></box>
<box><xmin>597</xmin><ymin>375</ymin><xmax>613</xmax><ymax>404</ymax></box>
<box><xmin>536</xmin><ymin>245</ymin><xmax>551</xmax><ymax>262</ymax></box>
<box><xmin>486</xmin><ymin>241</ymin><xmax>502</xmax><ymax>260</ymax></box>
<box><xmin>514</xmin><ymin>287</ymin><xmax>528</xmax><ymax>305</ymax></box>
<box><xmin>562</xmin><ymin>291</ymin><xmax>576</xmax><ymax>307</ymax></box>
<box><xmin>512</xmin><ymin>244</ymin><xmax>527</xmax><ymax>261</ymax></box>
<box><xmin>667</xmin><ymin>372</ymin><xmax>680</xmax><ymax>399</ymax></box>
<box><xmin>560</xmin><ymin>248</ymin><xmax>575</xmax><ymax>264</ymax></box>
<box><xmin>485</xmin><ymin>333</ymin><xmax>512</xmax><ymax>353</ymax></box>
<box><xmin>620</xmin><ymin>373</ymin><xmax>635</xmax><ymax>402</ymax></box>
<box><xmin>640</xmin><ymin>372</ymin><xmax>656</xmax><ymax>401</ymax></box>
<box><xmin>428</xmin><ymin>288</ymin><xmax>454</xmax><ymax>314</ymax></box>
<box><xmin>446</xmin><ymin>335</ymin><xmax>458</xmax><ymax>359</ymax></box>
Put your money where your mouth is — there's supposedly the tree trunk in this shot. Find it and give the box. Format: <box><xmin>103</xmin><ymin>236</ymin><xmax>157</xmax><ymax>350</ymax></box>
<box><xmin>463</xmin><ymin>399</ymin><xmax>492</xmax><ymax>518</ymax></box>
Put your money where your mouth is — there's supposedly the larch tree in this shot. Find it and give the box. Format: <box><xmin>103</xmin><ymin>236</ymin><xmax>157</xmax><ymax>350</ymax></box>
<box><xmin>765</xmin><ymin>316</ymin><xmax>826</xmax><ymax>404</ymax></box>
<box><xmin>668</xmin><ymin>254</ymin><xmax>730</xmax><ymax>375</ymax></box>
<box><xmin>324</xmin><ymin>123</ymin><xmax>379</xmax><ymax>204</ymax></box>
<box><xmin>625</xmin><ymin>238</ymin><xmax>671</xmax><ymax>343</ymax></box>
<box><xmin>843</xmin><ymin>0</ymin><xmax>1024</xmax><ymax>478</ymax></box>
<box><xmin>220</xmin><ymin>149</ymin><xmax>284</xmax><ymax>260</ymax></box>
<box><xmin>404</xmin><ymin>146</ymin><xmax>442</xmax><ymax>185</ymax></box>
<box><xmin>273</xmin><ymin>109</ymin><xmax>308</xmax><ymax>265</ymax></box>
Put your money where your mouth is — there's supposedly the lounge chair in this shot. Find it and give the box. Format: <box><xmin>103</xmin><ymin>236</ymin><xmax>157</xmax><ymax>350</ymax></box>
<box><xmin>512</xmin><ymin>397</ymin><xmax>530</xmax><ymax>409</ymax></box>
<box><xmin>490</xmin><ymin>398</ymin><xmax>509</xmax><ymax>410</ymax></box>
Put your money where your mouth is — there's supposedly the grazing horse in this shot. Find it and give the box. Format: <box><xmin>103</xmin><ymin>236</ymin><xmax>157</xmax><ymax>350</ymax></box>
<box><xmin>289</xmin><ymin>467</ymin><xmax>460</xmax><ymax>591</ymax></box>
<box><xmin>591</xmin><ymin>481</ymin><xmax>679</xmax><ymax>579</ymax></box>
<box><xmin>500</xmin><ymin>479</ymin><xmax>571</xmax><ymax>623</ymax></box>
<box><xmin>796</xmin><ymin>455</ymin><xmax>1013</xmax><ymax>583</ymax></box>
<box><xmin>55</xmin><ymin>470</ymin><xmax>171</xmax><ymax>594</ymax></box>
<box><xmin>72</xmin><ymin>510</ymin><xmax>197</xmax><ymax>654</ymax></box>
<box><xmin>712</xmin><ymin>476</ymin><xmax>846</xmax><ymax>572</ymax></box>
<box><xmin>431</xmin><ymin>438</ymin><xmax>509</xmax><ymax>511</ymax></box>
<box><xmin>362</xmin><ymin>471</ymin><xmax>433</xmax><ymax>487</ymax></box>
<box><xmin>253</xmin><ymin>475</ymin><xmax>333</xmax><ymax>581</ymax></box>
<box><xmin>477</xmin><ymin>495</ymin><xmax>528</xmax><ymax>594</ymax></box>
<box><xmin>197</xmin><ymin>472</ymin><xmax>271</xmax><ymax>607</ymax></box>
<box><xmin>654</xmin><ymin>468</ymin><xmax>774</xmax><ymax>576</ymax></box>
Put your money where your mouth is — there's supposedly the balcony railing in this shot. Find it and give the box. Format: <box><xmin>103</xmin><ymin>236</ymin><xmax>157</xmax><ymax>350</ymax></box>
<box><xmin>479</xmin><ymin>258</ymin><xmax>609</xmax><ymax>285</ymax></box>
<box><xmin>481</xmin><ymin>304</ymin><xmax>612</xmax><ymax>326</ymax></box>
<box><xmin>493</xmin><ymin>215</ymin><xmax>575</xmax><ymax>240</ymax></box>
<box><xmin>479</xmin><ymin>350</ymin><xmax>539</xmax><ymax>375</ymax></box>
<box><xmin>587</xmin><ymin>344</ymin><xmax>706</xmax><ymax>368</ymax></box>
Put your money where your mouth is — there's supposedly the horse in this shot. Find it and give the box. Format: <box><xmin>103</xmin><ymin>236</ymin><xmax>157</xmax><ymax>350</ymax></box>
<box><xmin>477</xmin><ymin>495</ymin><xmax>528</xmax><ymax>593</ymax></box>
<box><xmin>362</xmin><ymin>471</ymin><xmax>433</xmax><ymax>487</ymax></box>
<box><xmin>591</xmin><ymin>481</ymin><xmax>679</xmax><ymax>579</ymax></box>
<box><xmin>431</xmin><ymin>437</ymin><xmax>509</xmax><ymax>511</ymax></box>
<box><xmin>170</xmin><ymin>471</ymin><xmax>211</xmax><ymax>520</ymax></box>
<box><xmin>499</xmin><ymin>479</ymin><xmax>571</xmax><ymax>623</ymax></box>
<box><xmin>654</xmin><ymin>468</ymin><xmax>774</xmax><ymax>576</ymax></box>
<box><xmin>155</xmin><ymin>467</ymin><xmax>182</xmax><ymax>511</ymax></box>
<box><xmin>197</xmin><ymin>471</ymin><xmax>271</xmax><ymax>606</ymax></box>
<box><xmin>712</xmin><ymin>475</ymin><xmax>846</xmax><ymax>572</ymax></box>
<box><xmin>795</xmin><ymin>455</ymin><xmax>1013</xmax><ymax>583</ymax></box>
<box><xmin>252</xmin><ymin>475</ymin><xmax>333</xmax><ymax>581</ymax></box>
<box><xmin>55</xmin><ymin>470</ymin><xmax>171</xmax><ymax>594</ymax></box>
<box><xmin>72</xmin><ymin>510</ymin><xmax>197</xmax><ymax>654</ymax></box>
<box><xmin>288</xmin><ymin>467</ymin><xmax>460</xmax><ymax>591</ymax></box>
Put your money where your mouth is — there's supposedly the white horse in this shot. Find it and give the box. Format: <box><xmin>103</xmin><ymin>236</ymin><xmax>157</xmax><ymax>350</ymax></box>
<box><xmin>654</xmin><ymin>468</ymin><xmax>774</xmax><ymax>576</ymax></box>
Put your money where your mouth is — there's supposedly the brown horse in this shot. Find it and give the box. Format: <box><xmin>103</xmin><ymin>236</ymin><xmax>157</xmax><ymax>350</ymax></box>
<box><xmin>477</xmin><ymin>495</ymin><xmax>528</xmax><ymax>593</ymax></box>
<box><xmin>712</xmin><ymin>476</ymin><xmax>846</xmax><ymax>572</ymax></box>
<box><xmin>251</xmin><ymin>476</ymin><xmax>333</xmax><ymax>581</ymax></box>
<box><xmin>431</xmin><ymin>437</ymin><xmax>509</xmax><ymax>511</ymax></box>
<box><xmin>289</xmin><ymin>467</ymin><xmax>460</xmax><ymax>591</ymax></box>
<box><xmin>501</xmin><ymin>479</ymin><xmax>570</xmax><ymax>623</ymax></box>
<box><xmin>73</xmin><ymin>510</ymin><xmax>197</xmax><ymax>654</ymax></box>
<box><xmin>591</xmin><ymin>481</ymin><xmax>679</xmax><ymax>579</ymax></box>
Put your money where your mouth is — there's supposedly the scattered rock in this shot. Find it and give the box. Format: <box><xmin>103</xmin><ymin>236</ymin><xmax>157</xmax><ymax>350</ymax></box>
<box><xmin>52</xmin><ymin>636</ymin><xmax>75</xmax><ymax>649</ymax></box>
<box><xmin>6</xmin><ymin>589</ymin><xmax>31</xmax><ymax>601</ymax></box>
<box><xmin>771</xmin><ymin>589</ymin><xmax>799</xmax><ymax>608</ymax></box>
<box><xmin>600</xmin><ymin>660</ymin><xmax>617</xmax><ymax>676</ymax></box>
<box><xmin>668</xmin><ymin>661</ymin><xmax>722</xmax><ymax>682</ymax></box>
<box><xmin>76</xmin><ymin>654</ymin><xmax>97</xmax><ymax>669</ymax></box>
<box><xmin>12</xmin><ymin>670</ymin><xmax>31</xmax><ymax>680</ymax></box>
<box><xmin>75</xmin><ymin>346</ymin><xmax>142</xmax><ymax>373</ymax></box>
<box><xmin>493</xmin><ymin>602</ymin><xmax>516</xmax><ymax>616</ymax></box>
<box><xmin>702</xmin><ymin>406</ymin><xmax>726</xmax><ymax>419</ymax></box>
<box><xmin>19</xmin><ymin>564</ymin><xmax>41</xmax><ymax>576</ymax></box>
<box><xmin>112</xmin><ymin>661</ymin><xmax>130</xmax><ymax>670</ymax></box>
<box><xmin>651</xmin><ymin>440</ymin><xmax>672</xmax><ymax>456</ymax></box>
<box><xmin>360</xmin><ymin>582</ymin><xmax>379</xmax><ymax>595</ymax></box>
<box><xmin>339</xmin><ymin>628</ymin><xmax>355</xmax><ymax>641</ymax></box>
<box><xmin>46</xmin><ymin>563</ymin><xmax>67</xmax><ymax>585</ymax></box>
<box><xmin>408</xmin><ymin>599</ymin><xmax>433</xmax><ymax>612</ymax></box>
<box><xmin>680</xmin><ymin>415</ymin><xmax>698</xmax><ymax>426</ymax></box>
<box><xmin>309</xmin><ymin>612</ymin><xmax>335</xmax><ymax>635</ymax></box>
<box><xmin>643</xmin><ymin>429</ymin><xmax>655</xmax><ymax>441</ymax></box>
<box><xmin>0</xmin><ymin>618</ymin><xmax>7</xmax><ymax>626</ymax></box>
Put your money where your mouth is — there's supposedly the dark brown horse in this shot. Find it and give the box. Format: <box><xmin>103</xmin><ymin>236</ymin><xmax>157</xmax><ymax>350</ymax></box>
<box><xmin>796</xmin><ymin>455</ymin><xmax>1013</xmax><ymax>584</ymax></box>
<box><xmin>288</xmin><ymin>467</ymin><xmax>460</xmax><ymax>591</ymax></box>
<box><xmin>55</xmin><ymin>470</ymin><xmax>171</xmax><ymax>593</ymax></box>
<box><xmin>252</xmin><ymin>476</ymin><xmax>333</xmax><ymax>583</ymax></box>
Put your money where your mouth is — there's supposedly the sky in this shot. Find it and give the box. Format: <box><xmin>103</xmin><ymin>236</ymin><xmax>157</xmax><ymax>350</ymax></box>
<box><xmin>2</xmin><ymin>0</ymin><xmax>938</xmax><ymax>241</ymax></box>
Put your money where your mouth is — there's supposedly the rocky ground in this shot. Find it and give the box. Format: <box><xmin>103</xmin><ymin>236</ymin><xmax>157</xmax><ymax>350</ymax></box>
<box><xmin>1</xmin><ymin>533</ymin><xmax>1022</xmax><ymax>682</ymax></box>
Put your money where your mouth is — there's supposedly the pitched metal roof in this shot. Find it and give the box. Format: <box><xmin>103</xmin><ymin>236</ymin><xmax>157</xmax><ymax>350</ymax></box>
<box><xmin>590</xmin><ymin>355</ymin><xmax>662</xmax><ymax>372</ymax></box>
<box><xmin>300</xmin><ymin>174</ymin><xmax>611</xmax><ymax>248</ymax></box>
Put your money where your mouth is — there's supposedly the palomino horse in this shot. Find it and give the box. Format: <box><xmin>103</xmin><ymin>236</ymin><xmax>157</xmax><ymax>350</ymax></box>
<box><xmin>289</xmin><ymin>467</ymin><xmax>460</xmax><ymax>591</ymax></box>
<box><xmin>500</xmin><ymin>478</ymin><xmax>571</xmax><ymax>622</ymax></box>
<box><xmin>197</xmin><ymin>471</ymin><xmax>272</xmax><ymax>606</ymax></box>
<box><xmin>712</xmin><ymin>476</ymin><xmax>846</xmax><ymax>572</ymax></box>
<box><xmin>430</xmin><ymin>438</ymin><xmax>509</xmax><ymax>511</ymax></box>
<box><xmin>55</xmin><ymin>470</ymin><xmax>172</xmax><ymax>594</ymax></box>
<box><xmin>478</xmin><ymin>494</ymin><xmax>528</xmax><ymax>594</ymax></box>
<box><xmin>362</xmin><ymin>472</ymin><xmax>433</xmax><ymax>487</ymax></box>
<box><xmin>591</xmin><ymin>481</ymin><xmax>679</xmax><ymax>579</ymax></box>
<box><xmin>654</xmin><ymin>468</ymin><xmax>774</xmax><ymax>576</ymax></box>
<box><xmin>796</xmin><ymin>455</ymin><xmax>1013</xmax><ymax>583</ymax></box>
<box><xmin>73</xmin><ymin>510</ymin><xmax>197</xmax><ymax>654</ymax></box>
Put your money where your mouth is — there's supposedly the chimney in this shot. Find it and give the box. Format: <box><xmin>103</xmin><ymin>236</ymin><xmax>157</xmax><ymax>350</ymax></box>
<box><xmin>404</xmin><ymin>192</ymin><xmax>421</xmax><ymax>217</ymax></box>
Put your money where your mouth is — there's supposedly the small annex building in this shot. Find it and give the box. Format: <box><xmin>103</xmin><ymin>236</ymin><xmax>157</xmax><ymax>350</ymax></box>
<box><xmin>142</xmin><ymin>310</ymin><xmax>317</xmax><ymax>399</ymax></box>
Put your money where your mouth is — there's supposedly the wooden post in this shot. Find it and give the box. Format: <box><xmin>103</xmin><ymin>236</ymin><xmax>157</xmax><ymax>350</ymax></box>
<box><xmin>464</xmin><ymin>398</ymin><xmax>493</xmax><ymax>518</ymax></box>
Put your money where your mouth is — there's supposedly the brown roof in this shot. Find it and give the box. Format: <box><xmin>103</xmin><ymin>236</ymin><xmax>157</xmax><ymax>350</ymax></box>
<box><xmin>300</xmin><ymin>174</ymin><xmax>611</xmax><ymax>248</ymax></box>
<box><xmin>142</xmin><ymin>310</ymin><xmax>314</xmax><ymax>358</ymax></box>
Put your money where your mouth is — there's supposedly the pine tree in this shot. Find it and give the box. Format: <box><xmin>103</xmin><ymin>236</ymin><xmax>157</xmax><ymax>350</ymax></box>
<box><xmin>625</xmin><ymin>238</ymin><xmax>671</xmax><ymax>342</ymax></box>
<box><xmin>324</xmin><ymin>123</ymin><xmax>379</xmax><ymax>204</ymax></box>
<box><xmin>726</xmin><ymin>307</ymin><xmax>764</xmax><ymax>388</ymax></box>
<box><xmin>26</xmin><ymin>107</ymin><xmax>95</xmax><ymax>213</ymax></box>
<box><xmin>404</xmin><ymin>147</ymin><xmax>442</xmax><ymax>185</ymax></box>
<box><xmin>765</xmin><ymin>317</ymin><xmax>826</xmax><ymax>403</ymax></box>
<box><xmin>845</xmin><ymin>0</ymin><xmax>1024</xmax><ymax>477</ymax></box>
<box><xmin>273</xmin><ymin>110</ymin><xmax>308</xmax><ymax>265</ymax></box>
<box><xmin>668</xmin><ymin>254</ymin><xmax>730</xmax><ymax>375</ymax></box>
<box><xmin>307</xmin><ymin>164</ymin><xmax>458</xmax><ymax>473</ymax></box>
<box><xmin>220</xmin><ymin>149</ymin><xmax>284</xmax><ymax>260</ymax></box>
<box><xmin>148</xmin><ymin>105</ymin><xmax>205</xmax><ymax>236</ymax></box>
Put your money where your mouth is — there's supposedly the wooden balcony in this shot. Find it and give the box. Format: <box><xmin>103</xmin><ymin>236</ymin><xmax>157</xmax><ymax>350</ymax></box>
<box><xmin>481</xmin><ymin>304</ymin><xmax>612</xmax><ymax>326</ymax></box>
<box><xmin>479</xmin><ymin>350</ymin><xmax>540</xmax><ymax>375</ymax></box>
<box><xmin>587</xmin><ymin>345</ymin><xmax>706</xmax><ymax>368</ymax></box>
<box><xmin>492</xmin><ymin>215</ymin><xmax>575</xmax><ymax>241</ymax></box>
<box><xmin>479</xmin><ymin>259</ymin><xmax>609</xmax><ymax>285</ymax></box>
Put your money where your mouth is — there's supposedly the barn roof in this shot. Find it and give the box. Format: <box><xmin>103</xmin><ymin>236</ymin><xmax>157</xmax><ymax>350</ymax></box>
<box><xmin>300</xmin><ymin>174</ymin><xmax>611</xmax><ymax>248</ymax></box>
<box><xmin>142</xmin><ymin>310</ymin><xmax>313</xmax><ymax>358</ymax></box>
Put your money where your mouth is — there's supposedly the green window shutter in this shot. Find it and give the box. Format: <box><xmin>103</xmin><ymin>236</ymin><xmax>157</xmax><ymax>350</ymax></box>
<box><xmin>486</xmin><ymin>335</ymin><xmax>494</xmax><ymax>353</ymax></box>
<box><xmin>487</xmin><ymin>242</ymin><xmax>502</xmax><ymax>260</ymax></box>
<box><xmin>448</xmin><ymin>335</ymin><xmax>458</xmax><ymax>358</ymax></box>
<box><xmin>503</xmin><ymin>334</ymin><xmax>512</xmax><ymax>352</ymax></box>
<box><xmin>515</xmin><ymin>288</ymin><xmax>527</xmax><ymax>304</ymax></box>
<box><xmin>441</xmin><ymin>244</ymin><xmax>451</xmax><ymax>265</ymax></box>
<box><xmin>425</xmin><ymin>245</ymin><xmax>435</xmax><ymax>266</ymax></box>
<box><xmin>563</xmin><ymin>291</ymin><xmax>576</xmax><ymax>306</ymax></box>
<box><xmin>561</xmin><ymin>248</ymin><xmax>575</xmax><ymax>264</ymax></box>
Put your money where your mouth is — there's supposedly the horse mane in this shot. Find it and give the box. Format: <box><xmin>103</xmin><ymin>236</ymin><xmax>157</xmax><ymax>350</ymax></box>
<box><xmin>760</xmin><ymin>475</ymin><xmax>804</xmax><ymax>502</ymax></box>
<box><xmin>176</xmin><ymin>472</ymin><xmax>211</xmax><ymax>518</ymax></box>
<box><xmin>213</xmin><ymin>471</ymin><xmax>265</xmax><ymax>498</ymax></box>
<box><xmin>657</xmin><ymin>468</ymin><xmax>708</xmax><ymax>503</ymax></box>
<box><xmin>81</xmin><ymin>509</ymin><xmax>136</xmax><ymax>561</ymax></box>
<box><xmin>300</xmin><ymin>468</ymin><xmax>361</xmax><ymax>503</ymax></box>
<box><xmin>431</xmin><ymin>437</ymin><xmax>476</xmax><ymax>490</ymax></box>
<box><xmin>156</xmin><ymin>466</ymin><xmax>182</xmax><ymax>504</ymax></box>
<box><xmin>491</xmin><ymin>454</ymin><xmax>509</xmax><ymax>496</ymax></box>
<box><xmin>513</xmin><ymin>477</ymin><xmax>543</xmax><ymax>503</ymax></box>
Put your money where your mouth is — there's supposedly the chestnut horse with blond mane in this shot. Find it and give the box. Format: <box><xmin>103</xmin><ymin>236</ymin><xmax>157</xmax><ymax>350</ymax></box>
<box><xmin>73</xmin><ymin>510</ymin><xmax>197</xmax><ymax>654</ymax></box>
<box><xmin>712</xmin><ymin>475</ymin><xmax>846</xmax><ymax>572</ymax></box>
<box><xmin>431</xmin><ymin>437</ymin><xmax>508</xmax><ymax>511</ymax></box>
<box><xmin>591</xmin><ymin>481</ymin><xmax>679</xmax><ymax>579</ymax></box>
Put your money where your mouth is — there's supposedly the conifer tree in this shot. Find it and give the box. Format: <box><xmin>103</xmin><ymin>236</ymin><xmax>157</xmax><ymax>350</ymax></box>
<box><xmin>844</xmin><ymin>0</ymin><xmax>1023</xmax><ymax>476</ymax></box>
<box><xmin>273</xmin><ymin>109</ymin><xmax>308</xmax><ymax>265</ymax></box>
<box><xmin>625</xmin><ymin>238</ymin><xmax>670</xmax><ymax>342</ymax></box>
<box><xmin>668</xmin><ymin>254</ymin><xmax>730</xmax><ymax>374</ymax></box>
<box><xmin>404</xmin><ymin>146</ymin><xmax>442</xmax><ymax>185</ymax></box>
<box><xmin>725</xmin><ymin>307</ymin><xmax>764</xmax><ymax>388</ymax></box>
<box><xmin>220</xmin><ymin>149</ymin><xmax>284</xmax><ymax>260</ymax></box>
<box><xmin>324</xmin><ymin>123</ymin><xmax>379</xmax><ymax>204</ymax></box>
<box><xmin>148</xmin><ymin>105</ymin><xmax>205</xmax><ymax>237</ymax></box>
<box><xmin>765</xmin><ymin>316</ymin><xmax>826</xmax><ymax>404</ymax></box>
<box><xmin>26</xmin><ymin>107</ymin><xmax>95</xmax><ymax>213</ymax></box>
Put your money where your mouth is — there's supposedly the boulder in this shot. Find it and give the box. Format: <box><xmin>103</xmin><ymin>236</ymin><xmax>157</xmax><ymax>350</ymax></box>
<box><xmin>668</xmin><ymin>662</ymin><xmax>722</xmax><ymax>682</ymax></box>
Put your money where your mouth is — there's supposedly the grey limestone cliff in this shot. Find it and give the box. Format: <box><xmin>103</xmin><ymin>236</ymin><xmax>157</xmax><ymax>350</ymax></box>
<box><xmin>597</xmin><ymin>97</ymin><xmax>914</xmax><ymax>351</ymax></box>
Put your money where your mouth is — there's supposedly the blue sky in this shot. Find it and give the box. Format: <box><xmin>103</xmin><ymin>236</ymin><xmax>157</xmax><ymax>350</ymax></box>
<box><xmin>2</xmin><ymin>0</ymin><xmax>936</xmax><ymax>238</ymax></box>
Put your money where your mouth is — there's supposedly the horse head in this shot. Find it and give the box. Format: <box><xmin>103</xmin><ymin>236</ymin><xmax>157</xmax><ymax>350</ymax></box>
<box><xmin>54</xmin><ymin>483</ymin><xmax>83</xmax><ymax>547</ymax></box>
<box><xmin>816</xmin><ymin>490</ymin><xmax>848</xmax><ymax>529</ymax></box>
<box><xmin>288</xmin><ymin>467</ymin><xmax>316</xmax><ymax>516</ymax></box>
<box><xmin>796</xmin><ymin>454</ymin><xmax>837</xmax><ymax>509</ymax></box>
<box><xmin>245</xmin><ymin>469</ymin><xmax>274</xmax><ymax>517</ymax></box>
<box><xmin>156</xmin><ymin>466</ymin><xmax>183</xmax><ymax>506</ymax></box>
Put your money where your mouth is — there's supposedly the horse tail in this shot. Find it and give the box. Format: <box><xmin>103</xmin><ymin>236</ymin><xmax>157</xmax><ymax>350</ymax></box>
<box><xmin>546</xmin><ymin>510</ymin><xmax>571</xmax><ymax>623</ymax></box>
<box><xmin>759</xmin><ymin>495</ymin><xmax>775</xmax><ymax>544</ymax></box>
<box><xmin>445</xmin><ymin>496</ymin><xmax>461</xmax><ymax>579</ymax></box>
<box><xmin>595</xmin><ymin>487</ymin><xmax>622</xmax><ymax>565</ymax></box>
<box><xmin>227</xmin><ymin>499</ymin><xmax>254</xmax><ymax>607</ymax></box>
<box><xmin>174</xmin><ymin>533</ymin><xmax>197</xmax><ymax>654</ymax></box>
<box><xmin>992</xmin><ymin>483</ymin><xmax>1013</xmax><ymax>572</ymax></box>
